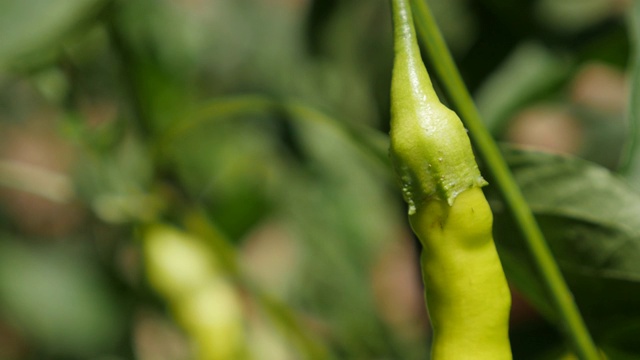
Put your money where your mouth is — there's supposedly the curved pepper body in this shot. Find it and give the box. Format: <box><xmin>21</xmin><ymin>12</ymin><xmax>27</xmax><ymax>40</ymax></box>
<box><xmin>410</xmin><ymin>188</ymin><xmax>511</xmax><ymax>359</ymax></box>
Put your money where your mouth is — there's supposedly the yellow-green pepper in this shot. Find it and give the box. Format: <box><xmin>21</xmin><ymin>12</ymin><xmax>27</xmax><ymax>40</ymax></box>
<box><xmin>389</xmin><ymin>0</ymin><xmax>512</xmax><ymax>358</ymax></box>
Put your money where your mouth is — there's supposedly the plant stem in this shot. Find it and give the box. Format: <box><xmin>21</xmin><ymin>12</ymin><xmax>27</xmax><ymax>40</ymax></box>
<box><xmin>154</xmin><ymin>95</ymin><xmax>390</xmax><ymax>173</ymax></box>
<box><xmin>105</xmin><ymin>18</ymin><xmax>152</xmax><ymax>138</ymax></box>
<box><xmin>409</xmin><ymin>1</ymin><xmax>600</xmax><ymax>359</ymax></box>
<box><xmin>618</xmin><ymin>1</ymin><xmax>640</xmax><ymax>178</ymax></box>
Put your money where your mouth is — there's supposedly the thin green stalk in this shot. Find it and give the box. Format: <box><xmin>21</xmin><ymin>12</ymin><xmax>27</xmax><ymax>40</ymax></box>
<box><xmin>409</xmin><ymin>1</ymin><xmax>600</xmax><ymax>359</ymax></box>
<box><xmin>618</xmin><ymin>1</ymin><xmax>640</xmax><ymax>176</ymax></box>
<box><xmin>105</xmin><ymin>19</ymin><xmax>152</xmax><ymax>138</ymax></box>
<box><xmin>153</xmin><ymin>95</ymin><xmax>390</xmax><ymax>173</ymax></box>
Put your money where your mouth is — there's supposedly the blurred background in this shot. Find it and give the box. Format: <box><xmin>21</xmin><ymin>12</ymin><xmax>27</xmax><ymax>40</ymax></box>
<box><xmin>0</xmin><ymin>0</ymin><xmax>635</xmax><ymax>359</ymax></box>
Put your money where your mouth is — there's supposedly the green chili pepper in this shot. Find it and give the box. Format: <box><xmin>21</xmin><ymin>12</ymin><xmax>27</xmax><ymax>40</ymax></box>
<box><xmin>389</xmin><ymin>0</ymin><xmax>512</xmax><ymax>358</ymax></box>
<box><xmin>142</xmin><ymin>224</ymin><xmax>246</xmax><ymax>360</ymax></box>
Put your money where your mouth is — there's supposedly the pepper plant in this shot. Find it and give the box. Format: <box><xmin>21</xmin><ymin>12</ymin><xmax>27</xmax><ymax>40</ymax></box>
<box><xmin>0</xmin><ymin>0</ymin><xmax>638</xmax><ymax>359</ymax></box>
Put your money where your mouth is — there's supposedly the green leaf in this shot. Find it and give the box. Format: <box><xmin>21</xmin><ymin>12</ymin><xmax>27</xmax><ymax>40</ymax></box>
<box><xmin>506</xmin><ymin>148</ymin><xmax>640</xmax><ymax>278</ymax></box>
<box><xmin>0</xmin><ymin>0</ymin><xmax>106</xmax><ymax>69</ymax></box>
<box><xmin>0</xmin><ymin>238</ymin><xmax>125</xmax><ymax>356</ymax></box>
<box><xmin>493</xmin><ymin>148</ymin><xmax>640</xmax><ymax>342</ymax></box>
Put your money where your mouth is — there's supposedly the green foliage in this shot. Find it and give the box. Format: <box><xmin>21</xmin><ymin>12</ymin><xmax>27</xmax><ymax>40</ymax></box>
<box><xmin>495</xmin><ymin>149</ymin><xmax>640</xmax><ymax>334</ymax></box>
<box><xmin>0</xmin><ymin>0</ymin><xmax>638</xmax><ymax>359</ymax></box>
<box><xmin>0</xmin><ymin>238</ymin><xmax>125</xmax><ymax>357</ymax></box>
<box><xmin>0</xmin><ymin>0</ymin><xmax>107</xmax><ymax>69</ymax></box>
